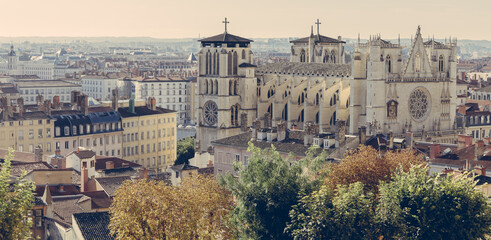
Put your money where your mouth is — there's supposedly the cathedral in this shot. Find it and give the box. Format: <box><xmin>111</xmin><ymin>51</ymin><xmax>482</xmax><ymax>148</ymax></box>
<box><xmin>195</xmin><ymin>20</ymin><xmax>459</xmax><ymax>160</ymax></box>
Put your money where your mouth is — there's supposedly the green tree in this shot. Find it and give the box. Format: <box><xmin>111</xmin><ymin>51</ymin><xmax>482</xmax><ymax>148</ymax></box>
<box><xmin>109</xmin><ymin>175</ymin><xmax>234</xmax><ymax>240</ymax></box>
<box><xmin>287</xmin><ymin>182</ymin><xmax>376</xmax><ymax>240</ymax></box>
<box><xmin>0</xmin><ymin>148</ymin><xmax>35</xmax><ymax>240</ymax></box>
<box><xmin>174</xmin><ymin>137</ymin><xmax>195</xmax><ymax>165</ymax></box>
<box><xmin>220</xmin><ymin>142</ymin><xmax>325</xmax><ymax>240</ymax></box>
<box><xmin>377</xmin><ymin>165</ymin><xmax>491</xmax><ymax>240</ymax></box>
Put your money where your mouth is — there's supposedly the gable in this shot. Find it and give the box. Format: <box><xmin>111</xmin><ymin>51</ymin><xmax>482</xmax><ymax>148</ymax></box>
<box><xmin>402</xmin><ymin>26</ymin><xmax>433</xmax><ymax>78</ymax></box>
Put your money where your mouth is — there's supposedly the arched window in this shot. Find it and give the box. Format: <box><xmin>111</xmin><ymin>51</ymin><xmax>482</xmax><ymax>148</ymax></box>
<box><xmin>323</xmin><ymin>50</ymin><xmax>329</xmax><ymax>63</ymax></box>
<box><xmin>231</xmin><ymin>106</ymin><xmax>236</xmax><ymax>126</ymax></box>
<box><xmin>210</xmin><ymin>80</ymin><xmax>214</xmax><ymax>94</ymax></box>
<box><xmin>242</xmin><ymin>49</ymin><xmax>246</xmax><ymax>59</ymax></box>
<box><xmin>229</xmin><ymin>80</ymin><xmax>233</xmax><ymax>95</ymax></box>
<box><xmin>216</xmin><ymin>52</ymin><xmax>220</xmax><ymax>75</ymax></box>
<box><xmin>301</xmin><ymin>92</ymin><xmax>305</xmax><ymax>103</ymax></box>
<box><xmin>315</xmin><ymin>93</ymin><xmax>320</xmax><ymax>105</ymax></box>
<box><xmin>205</xmin><ymin>79</ymin><xmax>208</xmax><ymax>94</ymax></box>
<box><xmin>213</xmin><ymin>52</ymin><xmax>217</xmax><ymax>75</ymax></box>
<box><xmin>438</xmin><ymin>55</ymin><xmax>444</xmax><ymax>72</ymax></box>
<box><xmin>282</xmin><ymin>104</ymin><xmax>288</xmax><ymax>121</ymax></box>
<box><xmin>227</xmin><ymin>52</ymin><xmax>233</xmax><ymax>75</ymax></box>
<box><xmin>330</xmin><ymin>111</ymin><xmax>337</xmax><ymax>125</ymax></box>
<box><xmin>205</xmin><ymin>52</ymin><xmax>210</xmax><ymax>75</ymax></box>
<box><xmin>298</xmin><ymin>109</ymin><xmax>304</xmax><ymax>122</ymax></box>
<box><xmin>234</xmin><ymin>80</ymin><xmax>238</xmax><ymax>95</ymax></box>
<box><xmin>386</xmin><ymin>55</ymin><xmax>392</xmax><ymax>73</ymax></box>
<box><xmin>300</xmin><ymin>49</ymin><xmax>306</xmax><ymax>62</ymax></box>
<box><xmin>233</xmin><ymin>51</ymin><xmax>238</xmax><ymax>75</ymax></box>
<box><xmin>331</xmin><ymin>50</ymin><xmax>336</xmax><ymax>63</ymax></box>
<box><xmin>315</xmin><ymin>112</ymin><xmax>319</xmax><ymax>124</ymax></box>
<box><xmin>415</xmin><ymin>53</ymin><xmax>421</xmax><ymax>72</ymax></box>
<box><xmin>267</xmin><ymin>103</ymin><xmax>273</xmax><ymax>118</ymax></box>
<box><xmin>214</xmin><ymin>80</ymin><xmax>218</xmax><ymax>95</ymax></box>
<box><xmin>207</xmin><ymin>51</ymin><xmax>212</xmax><ymax>74</ymax></box>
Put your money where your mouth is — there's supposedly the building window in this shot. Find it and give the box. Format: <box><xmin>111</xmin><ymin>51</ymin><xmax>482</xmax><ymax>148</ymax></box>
<box><xmin>65</xmin><ymin>141</ymin><xmax>69</xmax><ymax>149</ymax></box>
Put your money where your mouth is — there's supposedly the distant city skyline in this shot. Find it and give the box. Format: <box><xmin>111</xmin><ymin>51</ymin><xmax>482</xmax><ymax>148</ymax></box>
<box><xmin>2</xmin><ymin>0</ymin><xmax>490</xmax><ymax>41</ymax></box>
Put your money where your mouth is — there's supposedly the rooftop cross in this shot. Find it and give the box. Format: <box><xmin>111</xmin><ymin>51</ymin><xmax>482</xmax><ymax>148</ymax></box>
<box><xmin>223</xmin><ymin>17</ymin><xmax>230</xmax><ymax>33</ymax></box>
<box><xmin>315</xmin><ymin>19</ymin><xmax>321</xmax><ymax>36</ymax></box>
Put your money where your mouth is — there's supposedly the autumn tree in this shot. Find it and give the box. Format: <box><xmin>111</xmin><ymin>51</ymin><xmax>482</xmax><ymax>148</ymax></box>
<box><xmin>377</xmin><ymin>165</ymin><xmax>491</xmax><ymax>240</ymax></box>
<box><xmin>0</xmin><ymin>149</ymin><xmax>35</xmax><ymax>240</ymax></box>
<box><xmin>324</xmin><ymin>145</ymin><xmax>425</xmax><ymax>192</ymax></box>
<box><xmin>220</xmin><ymin>142</ymin><xmax>326</xmax><ymax>240</ymax></box>
<box><xmin>109</xmin><ymin>175</ymin><xmax>234</xmax><ymax>240</ymax></box>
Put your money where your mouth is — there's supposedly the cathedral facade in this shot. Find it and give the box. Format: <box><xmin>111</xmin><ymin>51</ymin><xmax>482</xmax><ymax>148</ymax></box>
<box><xmin>195</xmin><ymin>22</ymin><xmax>459</xmax><ymax>160</ymax></box>
<box><xmin>350</xmin><ymin>26</ymin><xmax>458</xmax><ymax>142</ymax></box>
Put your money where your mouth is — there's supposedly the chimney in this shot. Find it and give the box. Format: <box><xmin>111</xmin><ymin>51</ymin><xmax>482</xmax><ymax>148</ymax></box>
<box><xmin>304</xmin><ymin>121</ymin><xmax>318</xmax><ymax>146</ymax></box>
<box><xmin>112</xmin><ymin>89</ymin><xmax>119</xmax><ymax>112</ymax></box>
<box><xmin>44</xmin><ymin>100</ymin><xmax>52</xmax><ymax>116</ymax></box>
<box><xmin>251</xmin><ymin>119</ymin><xmax>260</xmax><ymax>140</ymax></box>
<box><xmin>78</xmin><ymin>94</ymin><xmax>89</xmax><ymax>115</ymax></box>
<box><xmin>405</xmin><ymin>132</ymin><xmax>414</xmax><ymax>149</ymax></box>
<box><xmin>129</xmin><ymin>97</ymin><xmax>135</xmax><ymax>114</ymax></box>
<box><xmin>475</xmin><ymin>165</ymin><xmax>486</xmax><ymax>176</ymax></box>
<box><xmin>359</xmin><ymin>126</ymin><xmax>367</xmax><ymax>144</ymax></box>
<box><xmin>71</xmin><ymin>90</ymin><xmax>80</xmax><ymax>105</ymax></box>
<box><xmin>207</xmin><ymin>160</ymin><xmax>214</xmax><ymax>168</ymax></box>
<box><xmin>55</xmin><ymin>148</ymin><xmax>61</xmax><ymax>156</ymax></box>
<box><xmin>140</xmin><ymin>168</ymin><xmax>149</xmax><ymax>179</ymax></box>
<box><xmin>81</xmin><ymin>167</ymin><xmax>88</xmax><ymax>192</ymax></box>
<box><xmin>458</xmin><ymin>135</ymin><xmax>473</xmax><ymax>149</ymax></box>
<box><xmin>335</xmin><ymin>120</ymin><xmax>346</xmax><ymax>148</ymax></box>
<box><xmin>105</xmin><ymin>161</ymin><xmax>114</xmax><ymax>170</ymax></box>
<box><xmin>457</xmin><ymin>105</ymin><xmax>466</xmax><ymax>115</ymax></box>
<box><xmin>277</xmin><ymin>121</ymin><xmax>288</xmax><ymax>142</ymax></box>
<box><xmin>240</xmin><ymin>112</ymin><xmax>248</xmax><ymax>132</ymax></box>
<box><xmin>147</xmin><ymin>97</ymin><xmax>156</xmax><ymax>111</ymax></box>
<box><xmin>52</xmin><ymin>96</ymin><xmax>60</xmax><ymax>109</ymax></box>
<box><xmin>263</xmin><ymin>113</ymin><xmax>271</xmax><ymax>129</ymax></box>
<box><xmin>36</xmin><ymin>95</ymin><xmax>44</xmax><ymax>107</ymax></box>
<box><xmin>17</xmin><ymin>97</ymin><xmax>24</xmax><ymax>117</ymax></box>
<box><xmin>429</xmin><ymin>143</ymin><xmax>441</xmax><ymax>159</ymax></box>
<box><xmin>34</xmin><ymin>145</ymin><xmax>43</xmax><ymax>162</ymax></box>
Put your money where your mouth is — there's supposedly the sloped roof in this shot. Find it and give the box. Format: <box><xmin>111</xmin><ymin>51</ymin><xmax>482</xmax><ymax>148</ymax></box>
<box><xmin>95</xmin><ymin>176</ymin><xmax>132</xmax><ymax>197</ymax></box>
<box><xmin>199</xmin><ymin>32</ymin><xmax>253</xmax><ymax>43</ymax></box>
<box><xmin>71</xmin><ymin>150</ymin><xmax>96</xmax><ymax>159</ymax></box>
<box><xmin>171</xmin><ymin>163</ymin><xmax>199</xmax><ymax>172</ymax></box>
<box><xmin>73</xmin><ymin>212</ymin><xmax>114</xmax><ymax>240</ymax></box>
<box><xmin>51</xmin><ymin>195</ymin><xmax>85</xmax><ymax>228</ymax></box>
<box><xmin>290</xmin><ymin>34</ymin><xmax>345</xmax><ymax>44</ymax></box>
<box><xmin>95</xmin><ymin>156</ymin><xmax>141</xmax><ymax>171</ymax></box>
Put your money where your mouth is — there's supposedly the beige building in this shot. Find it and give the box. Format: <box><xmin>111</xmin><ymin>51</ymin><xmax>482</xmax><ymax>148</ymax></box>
<box><xmin>120</xmin><ymin>98</ymin><xmax>177</xmax><ymax>172</ymax></box>
<box><xmin>0</xmin><ymin>100</ymin><xmax>54</xmax><ymax>157</ymax></box>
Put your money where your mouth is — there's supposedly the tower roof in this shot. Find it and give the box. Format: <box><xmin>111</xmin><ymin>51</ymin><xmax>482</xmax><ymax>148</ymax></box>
<box><xmin>198</xmin><ymin>32</ymin><xmax>253</xmax><ymax>44</ymax></box>
<box><xmin>290</xmin><ymin>34</ymin><xmax>345</xmax><ymax>44</ymax></box>
<box><xmin>8</xmin><ymin>45</ymin><xmax>16</xmax><ymax>56</ymax></box>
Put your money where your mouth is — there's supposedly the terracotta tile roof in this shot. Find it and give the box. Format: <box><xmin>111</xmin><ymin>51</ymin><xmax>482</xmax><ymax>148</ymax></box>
<box><xmin>73</xmin><ymin>212</ymin><xmax>114</xmax><ymax>240</ymax></box>
<box><xmin>34</xmin><ymin>185</ymin><xmax>80</xmax><ymax>197</ymax></box>
<box><xmin>10</xmin><ymin>162</ymin><xmax>51</xmax><ymax>177</ymax></box>
<box><xmin>95</xmin><ymin>176</ymin><xmax>132</xmax><ymax>197</ymax></box>
<box><xmin>0</xmin><ymin>149</ymin><xmax>36</xmax><ymax>163</ymax></box>
<box><xmin>95</xmin><ymin>156</ymin><xmax>141</xmax><ymax>171</ymax></box>
<box><xmin>51</xmin><ymin>195</ymin><xmax>86</xmax><ymax>228</ymax></box>
<box><xmin>81</xmin><ymin>191</ymin><xmax>112</xmax><ymax>209</ymax></box>
<box><xmin>69</xmin><ymin>150</ymin><xmax>96</xmax><ymax>159</ymax></box>
<box><xmin>198</xmin><ymin>167</ymin><xmax>214</xmax><ymax>176</ymax></box>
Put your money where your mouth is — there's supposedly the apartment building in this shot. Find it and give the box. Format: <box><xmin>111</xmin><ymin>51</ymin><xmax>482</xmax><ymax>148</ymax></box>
<box><xmin>119</xmin><ymin>97</ymin><xmax>177</xmax><ymax>172</ymax></box>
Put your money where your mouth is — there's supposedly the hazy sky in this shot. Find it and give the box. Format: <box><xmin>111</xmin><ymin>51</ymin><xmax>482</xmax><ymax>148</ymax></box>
<box><xmin>2</xmin><ymin>0</ymin><xmax>490</xmax><ymax>40</ymax></box>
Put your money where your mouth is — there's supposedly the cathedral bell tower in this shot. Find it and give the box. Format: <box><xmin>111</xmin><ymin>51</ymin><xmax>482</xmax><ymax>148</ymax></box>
<box><xmin>8</xmin><ymin>44</ymin><xmax>17</xmax><ymax>71</ymax></box>
<box><xmin>195</xmin><ymin>18</ymin><xmax>257</xmax><ymax>159</ymax></box>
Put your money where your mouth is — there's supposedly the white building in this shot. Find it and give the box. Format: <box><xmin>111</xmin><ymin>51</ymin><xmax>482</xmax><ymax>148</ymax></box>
<box><xmin>81</xmin><ymin>75</ymin><xmax>121</xmax><ymax>101</ymax></box>
<box><xmin>16</xmin><ymin>80</ymin><xmax>82</xmax><ymax>104</ymax></box>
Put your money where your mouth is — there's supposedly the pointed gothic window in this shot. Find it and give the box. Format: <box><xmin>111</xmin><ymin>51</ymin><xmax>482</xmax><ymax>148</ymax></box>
<box><xmin>331</xmin><ymin>50</ymin><xmax>336</xmax><ymax>63</ymax></box>
<box><xmin>386</xmin><ymin>55</ymin><xmax>392</xmax><ymax>73</ymax></box>
<box><xmin>242</xmin><ymin>49</ymin><xmax>246</xmax><ymax>59</ymax></box>
<box><xmin>216</xmin><ymin>52</ymin><xmax>220</xmax><ymax>75</ymax></box>
<box><xmin>300</xmin><ymin>49</ymin><xmax>306</xmax><ymax>62</ymax></box>
<box><xmin>205</xmin><ymin>79</ymin><xmax>209</xmax><ymax>94</ymax></box>
<box><xmin>229</xmin><ymin>80</ymin><xmax>233</xmax><ymax>95</ymax></box>
<box><xmin>214</xmin><ymin>80</ymin><xmax>218</xmax><ymax>95</ymax></box>
<box><xmin>210</xmin><ymin>80</ymin><xmax>214</xmax><ymax>94</ymax></box>
<box><xmin>323</xmin><ymin>51</ymin><xmax>329</xmax><ymax>63</ymax></box>
<box><xmin>438</xmin><ymin>55</ymin><xmax>444</xmax><ymax>72</ymax></box>
<box><xmin>233</xmin><ymin>52</ymin><xmax>238</xmax><ymax>75</ymax></box>
<box><xmin>415</xmin><ymin>53</ymin><xmax>421</xmax><ymax>72</ymax></box>
<box><xmin>282</xmin><ymin>104</ymin><xmax>288</xmax><ymax>121</ymax></box>
<box><xmin>213</xmin><ymin>52</ymin><xmax>217</xmax><ymax>75</ymax></box>
<box><xmin>298</xmin><ymin>109</ymin><xmax>304</xmax><ymax>122</ymax></box>
<box><xmin>205</xmin><ymin>52</ymin><xmax>210</xmax><ymax>75</ymax></box>
<box><xmin>315</xmin><ymin>112</ymin><xmax>319</xmax><ymax>124</ymax></box>
<box><xmin>227</xmin><ymin>52</ymin><xmax>232</xmax><ymax>75</ymax></box>
<box><xmin>234</xmin><ymin>80</ymin><xmax>238</xmax><ymax>95</ymax></box>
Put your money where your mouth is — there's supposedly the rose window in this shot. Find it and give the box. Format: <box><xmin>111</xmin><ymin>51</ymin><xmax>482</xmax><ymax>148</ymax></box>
<box><xmin>409</xmin><ymin>88</ymin><xmax>430</xmax><ymax>121</ymax></box>
<box><xmin>203</xmin><ymin>101</ymin><xmax>218</xmax><ymax>126</ymax></box>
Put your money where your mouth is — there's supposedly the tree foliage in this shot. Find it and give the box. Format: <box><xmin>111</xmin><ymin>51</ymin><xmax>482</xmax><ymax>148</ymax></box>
<box><xmin>0</xmin><ymin>149</ymin><xmax>35</xmax><ymax>240</ymax></box>
<box><xmin>175</xmin><ymin>137</ymin><xmax>195</xmax><ymax>165</ymax></box>
<box><xmin>109</xmin><ymin>175</ymin><xmax>234</xmax><ymax>240</ymax></box>
<box><xmin>323</xmin><ymin>145</ymin><xmax>425</xmax><ymax>192</ymax></box>
<box><xmin>220</xmin><ymin>142</ymin><xmax>325</xmax><ymax>240</ymax></box>
<box><xmin>377</xmin><ymin>165</ymin><xmax>491</xmax><ymax>240</ymax></box>
<box><xmin>287</xmin><ymin>182</ymin><xmax>375</xmax><ymax>240</ymax></box>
